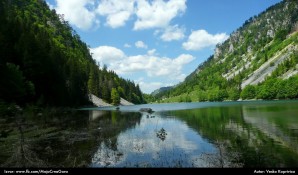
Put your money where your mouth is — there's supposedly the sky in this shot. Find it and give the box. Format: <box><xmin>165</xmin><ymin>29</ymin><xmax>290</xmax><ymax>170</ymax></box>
<box><xmin>46</xmin><ymin>0</ymin><xmax>282</xmax><ymax>94</ymax></box>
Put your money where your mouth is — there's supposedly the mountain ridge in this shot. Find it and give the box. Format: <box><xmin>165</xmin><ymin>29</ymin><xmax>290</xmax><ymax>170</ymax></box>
<box><xmin>152</xmin><ymin>0</ymin><xmax>298</xmax><ymax>102</ymax></box>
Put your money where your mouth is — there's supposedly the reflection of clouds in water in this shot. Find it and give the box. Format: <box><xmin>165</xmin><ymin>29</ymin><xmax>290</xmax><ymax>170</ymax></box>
<box><xmin>117</xmin><ymin>114</ymin><xmax>198</xmax><ymax>154</ymax></box>
<box><xmin>92</xmin><ymin>113</ymin><xmax>215</xmax><ymax>167</ymax></box>
<box><xmin>91</xmin><ymin>142</ymin><xmax>127</xmax><ymax>167</ymax></box>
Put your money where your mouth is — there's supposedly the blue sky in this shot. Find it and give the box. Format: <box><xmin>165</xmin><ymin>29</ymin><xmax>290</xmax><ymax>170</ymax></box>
<box><xmin>46</xmin><ymin>0</ymin><xmax>282</xmax><ymax>94</ymax></box>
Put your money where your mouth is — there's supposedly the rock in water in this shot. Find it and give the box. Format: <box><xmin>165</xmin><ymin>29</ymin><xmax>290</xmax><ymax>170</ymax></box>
<box><xmin>139</xmin><ymin>108</ymin><xmax>154</xmax><ymax>113</ymax></box>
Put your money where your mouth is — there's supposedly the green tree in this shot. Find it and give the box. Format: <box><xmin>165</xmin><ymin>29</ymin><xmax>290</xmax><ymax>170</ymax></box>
<box><xmin>197</xmin><ymin>90</ymin><xmax>208</xmax><ymax>101</ymax></box>
<box><xmin>111</xmin><ymin>88</ymin><xmax>120</xmax><ymax>105</ymax></box>
<box><xmin>284</xmin><ymin>76</ymin><xmax>298</xmax><ymax>98</ymax></box>
<box><xmin>228</xmin><ymin>88</ymin><xmax>240</xmax><ymax>101</ymax></box>
<box><xmin>0</xmin><ymin>63</ymin><xmax>34</xmax><ymax>103</ymax></box>
<box><xmin>241</xmin><ymin>85</ymin><xmax>256</xmax><ymax>100</ymax></box>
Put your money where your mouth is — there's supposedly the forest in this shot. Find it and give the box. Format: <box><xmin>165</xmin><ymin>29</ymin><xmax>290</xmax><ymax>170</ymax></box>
<box><xmin>0</xmin><ymin>0</ymin><xmax>145</xmax><ymax>107</ymax></box>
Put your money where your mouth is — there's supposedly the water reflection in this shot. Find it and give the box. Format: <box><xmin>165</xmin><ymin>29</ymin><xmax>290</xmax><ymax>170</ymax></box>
<box><xmin>169</xmin><ymin>102</ymin><xmax>298</xmax><ymax>167</ymax></box>
<box><xmin>242</xmin><ymin>104</ymin><xmax>298</xmax><ymax>154</ymax></box>
<box><xmin>90</xmin><ymin>112</ymin><xmax>216</xmax><ymax>167</ymax></box>
<box><xmin>2</xmin><ymin>101</ymin><xmax>297</xmax><ymax>168</ymax></box>
<box><xmin>89</xmin><ymin>101</ymin><xmax>298</xmax><ymax>167</ymax></box>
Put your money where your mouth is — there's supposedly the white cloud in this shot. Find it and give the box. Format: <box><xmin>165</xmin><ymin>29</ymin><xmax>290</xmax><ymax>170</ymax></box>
<box><xmin>135</xmin><ymin>40</ymin><xmax>148</xmax><ymax>49</ymax></box>
<box><xmin>173</xmin><ymin>54</ymin><xmax>195</xmax><ymax>65</ymax></box>
<box><xmin>110</xmin><ymin>53</ymin><xmax>195</xmax><ymax>78</ymax></box>
<box><xmin>124</xmin><ymin>43</ymin><xmax>132</xmax><ymax>48</ymax></box>
<box><xmin>160</xmin><ymin>25</ymin><xmax>185</xmax><ymax>41</ymax></box>
<box><xmin>91</xmin><ymin>45</ymin><xmax>195</xmax><ymax>82</ymax></box>
<box><xmin>90</xmin><ymin>46</ymin><xmax>125</xmax><ymax>64</ymax></box>
<box><xmin>54</xmin><ymin>0</ymin><xmax>99</xmax><ymax>30</ymax></box>
<box><xmin>134</xmin><ymin>0</ymin><xmax>187</xmax><ymax>30</ymax></box>
<box><xmin>97</xmin><ymin>0</ymin><xmax>135</xmax><ymax>28</ymax></box>
<box><xmin>182</xmin><ymin>29</ymin><xmax>229</xmax><ymax>51</ymax></box>
<box><xmin>147</xmin><ymin>49</ymin><xmax>156</xmax><ymax>55</ymax></box>
<box><xmin>51</xmin><ymin>0</ymin><xmax>187</xmax><ymax>31</ymax></box>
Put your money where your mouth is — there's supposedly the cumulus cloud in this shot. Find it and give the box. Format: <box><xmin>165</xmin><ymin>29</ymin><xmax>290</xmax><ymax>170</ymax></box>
<box><xmin>91</xmin><ymin>46</ymin><xmax>195</xmax><ymax>81</ymax></box>
<box><xmin>97</xmin><ymin>0</ymin><xmax>135</xmax><ymax>28</ymax></box>
<box><xmin>135</xmin><ymin>40</ymin><xmax>148</xmax><ymax>49</ymax></box>
<box><xmin>134</xmin><ymin>0</ymin><xmax>187</xmax><ymax>30</ymax></box>
<box><xmin>90</xmin><ymin>46</ymin><xmax>125</xmax><ymax>64</ymax></box>
<box><xmin>54</xmin><ymin>0</ymin><xmax>99</xmax><ymax>30</ymax></box>
<box><xmin>173</xmin><ymin>54</ymin><xmax>195</xmax><ymax>65</ymax></box>
<box><xmin>51</xmin><ymin>0</ymin><xmax>187</xmax><ymax>31</ymax></box>
<box><xmin>110</xmin><ymin>53</ymin><xmax>195</xmax><ymax>78</ymax></box>
<box><xmin>182</xmin><ymin>29</ymin><xmax>229</xmax><ymax>51</ymax></box>
<box><xmin>160</xmin><ymin>25</ymin><xmax>185</xmax><ymax>41</ymax></box>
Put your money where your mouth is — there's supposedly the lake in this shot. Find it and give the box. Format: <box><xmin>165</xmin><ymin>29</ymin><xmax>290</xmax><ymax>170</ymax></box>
<box><xmin>1</xmin><ymin>100</ymin><xmax>298</xmax><ymax>167</ymax></box>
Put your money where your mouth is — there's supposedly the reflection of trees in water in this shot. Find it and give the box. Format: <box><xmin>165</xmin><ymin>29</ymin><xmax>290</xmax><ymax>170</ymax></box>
<box><xmin>168</xmin><ymin>106</ymin><xmax>298</xmax><ymax>167</ymax></box>
<box><xmin>200</xmin><ymin>140</ymin><xmax>243</xmax><ymax>168</ymax></box>
<box><xmin>0</xmin><ymin>107</ymin><xmax>141</xmax><ymax>168</ymax></box>
<box><xmin>89</xmin><ymin>111</ymin><xmax>143</xmax><ymax>167</ymax></box>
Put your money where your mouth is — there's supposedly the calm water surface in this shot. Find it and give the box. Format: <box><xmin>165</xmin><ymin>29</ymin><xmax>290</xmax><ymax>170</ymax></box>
<box><xmin>1</xmin><ymin>100</ymin><xmax>298</xmax><ymax>167</ymax></box>
<box><xmin>86</xmin><ymin>100</ymin><xmax>298</xmax><ymax>167</ymax></box>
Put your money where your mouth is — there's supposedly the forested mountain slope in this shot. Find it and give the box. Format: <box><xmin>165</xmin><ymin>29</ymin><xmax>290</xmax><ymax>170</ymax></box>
<box><xmin>153</xmin><ymin>0</ymin><xmax>298</xmax><ymax>102</ymax></box>
<box><xmin>0</xmin><ymin>0</ymin><xmax>145</xmax><ymax>106</ymax></box>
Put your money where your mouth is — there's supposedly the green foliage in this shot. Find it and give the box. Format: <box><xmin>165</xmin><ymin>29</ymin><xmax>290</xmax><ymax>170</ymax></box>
<box><xmin>111</xmin><ymin>88</ymin><xmax>120</xmax><ymax>105</ymax></box>
<box><xmin>228</xmin><ymin>88</ymin><xmax>240</xmax><ymax>101</ymax></box>
<box><xmin>274</xmin><ymin>29</ymin><xmax>289</xmax><ymax>41</ymax></box>
<box><xmin>241</xmin><ymin>85</ymin><xmax>256</xmax><ymax>100</ymax></box>
<box><xmin>0</xmin><ymin>63</ymin><xmax>33</xmax><ymax>103</ymax></box>
<box><xmin>0</xmin><ymin>0</ymin><xmax>145</xmax><ymax>106</ymax></box>
<box><xmin>143</xmin><ymin>94</ymin><xmax>156</xmax><ymax>103</ymax></box>
<box><xmin>256</xmin><ymin>79</ymin><xmax>279</xmax><ymax>99</ymax></box>
<box><xmin>238</xmin><ymin>76</ymin><xmax>298</xmax><ymax>100</ymax></box>
<box><xmin>178</xmin><ymin>95</ymin><xmax>191</xmax><ymax>102</ymax></box>
<box><xmin>197</xmin><ymin>90</ymin><xmax>208</xmax><ymax>102</ymax></box>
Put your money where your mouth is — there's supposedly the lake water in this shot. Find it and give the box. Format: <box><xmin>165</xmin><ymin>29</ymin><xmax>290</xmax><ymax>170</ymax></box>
<box><xmin>1</xmin><ymin>100</ymin><xmax>298</xmax><ymax>167</ymax></box>
<box><xmin>86</xmin><ymin>100</ymin><xmax>298</xmax><ymax>167</ymax></box>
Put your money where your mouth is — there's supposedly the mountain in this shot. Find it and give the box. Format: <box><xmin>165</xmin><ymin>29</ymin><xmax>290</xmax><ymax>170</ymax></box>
<box><xmin>153</xmin><ymin>0</ymin><xmax>298</xmax><ymax>102</ymax></box>
<box><xmin>151</xmin><ymin>86</ymin><xmax>173</xmax><ymax>96</ymax></box>
<box><xmin>0</xmin><ymin>0</ymin><xmax>145</xmax><ymax>106</ymax></box>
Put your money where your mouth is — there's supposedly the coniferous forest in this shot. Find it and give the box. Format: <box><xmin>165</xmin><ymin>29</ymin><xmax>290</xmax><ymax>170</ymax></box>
<box><xmin>0</xmin><ymin>0</ymin><xmax>145</xmax><ymax>107</ymax></box>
